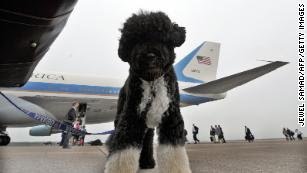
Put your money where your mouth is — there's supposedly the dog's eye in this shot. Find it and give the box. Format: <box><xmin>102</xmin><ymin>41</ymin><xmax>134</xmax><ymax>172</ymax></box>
<box><xmin>149</xmin><ymin>49</ymin><xmax>161</xmax><ymax>57</ymax></box>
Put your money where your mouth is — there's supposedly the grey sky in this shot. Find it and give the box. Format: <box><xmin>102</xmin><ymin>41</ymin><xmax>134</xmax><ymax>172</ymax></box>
<box><xmin>8</xmin><ymin>0</ymin><xmax>305</xmax><ymax>142</ymax></box>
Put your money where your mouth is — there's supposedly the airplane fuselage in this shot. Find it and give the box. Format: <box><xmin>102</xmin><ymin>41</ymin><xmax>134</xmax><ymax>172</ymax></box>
<box><xmin>0</xmin><ymin>72</ymin><xmax>224</xmax><ymax>127</ymax></box>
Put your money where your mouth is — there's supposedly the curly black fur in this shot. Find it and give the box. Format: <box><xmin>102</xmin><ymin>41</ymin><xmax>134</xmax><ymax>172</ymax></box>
<box><xmin>118</xmin><ymin>11</ymin><xmax>186</xmax><ymax>62</ymax></box>
<box><xmin>105</xmin><ymin>11</ymin><xmax>187</xmax><ymax>171</ymax></box>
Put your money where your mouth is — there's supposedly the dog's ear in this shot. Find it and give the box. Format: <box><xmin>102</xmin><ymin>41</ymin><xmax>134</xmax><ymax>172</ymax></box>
<box><xmin>118</xmin><ymin>42</ymin><xmax>129</xmax><ymax>62</ymax></box>
<box><xmin>170</xmin><ymin>23</ymin><xmax>186</xmax><ymax>47</ymax></box>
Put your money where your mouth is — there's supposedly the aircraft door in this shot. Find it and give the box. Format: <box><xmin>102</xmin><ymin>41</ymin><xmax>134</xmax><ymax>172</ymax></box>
<box><xmin>78</xmin><ymin>103</ymin><xmax>87</xmax><ymax>127</ymax></box>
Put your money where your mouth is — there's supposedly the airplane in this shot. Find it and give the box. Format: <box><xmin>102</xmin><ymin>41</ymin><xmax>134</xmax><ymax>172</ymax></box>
<box><xmin>0</xmin><ymin>41</ymin><xmax>288</xmax><ymax>146</ymax></box>
<box><xmin>0</xmin><ymin>1</ymin><xmax>78</xmax><ymax>88</ymax></box>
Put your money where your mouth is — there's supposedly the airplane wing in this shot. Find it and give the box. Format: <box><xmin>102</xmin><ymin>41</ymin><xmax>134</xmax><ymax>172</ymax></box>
<box><xmin>0</xmin><ymin>1</ymin><xmax>78</xmax><ymax>87</ymax></box>
<box><xmin>0</xmin><ymin>92</ymin><xmax>57</xmax><ymax>127</ymax></box>
<box><xmin>183</xmin><ymin>61</ymin><xmax>288</xmax><ymax>94</ymax></box>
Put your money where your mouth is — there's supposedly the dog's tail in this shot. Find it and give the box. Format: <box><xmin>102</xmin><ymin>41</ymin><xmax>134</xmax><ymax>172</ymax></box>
<box><xmin>174</xmin><ymin>41</ymin><xmax>220</xmax><ymax>84</ymax></box>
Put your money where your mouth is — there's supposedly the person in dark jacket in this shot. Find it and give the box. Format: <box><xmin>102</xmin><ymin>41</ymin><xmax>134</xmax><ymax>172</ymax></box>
<box><xmin>192</xmin><ymin>124</ymin><xmax>200</xmax><ymax>144</ymax></box>
<box><xmin>210</xmin><ymin>125</ymin><xmax>216</xmax><ymax>143</ymax></box>
<box><xmin>62</xmin><ymin>101</ymin><xmax>79</xmax><ymax>148</ymax></box>
<box><xmin>287</xmin><ymin>128</ymin><xmax>295</xmax><ymax>141</ymax></box>
<box><xmin>218</xmin><ymin>125</ymin><xmax>226</xmax><ymax>143</ymax></box>
<box><xmin>282</xmin><ymin>128</ymin><xmax>289</xmax><ymax>141</ymax></box>
<box><xmin>245</xmin><ymin>126</ymin><xmax>254</xmax><ymax>142</ymax></box>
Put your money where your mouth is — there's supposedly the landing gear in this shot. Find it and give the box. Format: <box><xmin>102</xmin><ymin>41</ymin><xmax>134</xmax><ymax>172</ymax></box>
<box><xmin>0</xmin><ymin>135</ymin><xmax>10</xmax><ymax>146</ymax></box>
<box><xmin>0</xmin><ymin>126</ymin><xmax>10</xmax><ymax>146</ymax></box>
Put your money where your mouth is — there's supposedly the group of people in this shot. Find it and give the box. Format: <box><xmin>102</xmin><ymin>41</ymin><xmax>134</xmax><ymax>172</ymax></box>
<box><xmin>190</xmin><ymin>125</ymin><xmax>304</xmax><ymax>144</ymax></box>
<box><xmin>282</xmin><ymin>128</ymin><xmax>303</xmax><ymax>141</ymax></box>
<box><xmin>209</xmin><ymin>125</ymin><xmax>226</xmax><ymax>143</ymax></box>
<box><xmin>59</xmin><ymin>102</ymin><xmax>304</xmax><ymax>148</ymax></box>
<box><xmin>59</xmin><ymin>101</ymin><xmax>86</xmax><ymax>148</ymax></box>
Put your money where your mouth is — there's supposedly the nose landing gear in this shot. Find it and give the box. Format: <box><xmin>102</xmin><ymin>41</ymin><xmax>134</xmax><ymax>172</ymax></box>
<box><xmin>0</xmin><ymin>133</ymin><xmax>10</xmax><ymax>146</ymax></box>
<box><xmin>0</xmin><ymin>126</ymin><xmax>10</xmax><ymax>146</ymax></box>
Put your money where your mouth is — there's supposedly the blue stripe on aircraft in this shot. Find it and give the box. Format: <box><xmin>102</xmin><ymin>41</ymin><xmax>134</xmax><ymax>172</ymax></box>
<box><xmin>21</xmin><ymin>82</ymin><xmax>212</xmax><ymax>105</ymax></box>
<box><xmin>174</xmin><ymin>42</ymin><xmax>205</xmax><ymax>84</ymax></box>
<box><xmin>21</xmin><ymin>82</ymin><xmax>121</xmax><ymax>95</ymax></box>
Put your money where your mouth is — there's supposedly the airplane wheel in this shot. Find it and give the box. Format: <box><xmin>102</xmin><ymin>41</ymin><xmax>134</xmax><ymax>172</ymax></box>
<box><xmin>0</xmin><ymin>136</ymin><xmax>3</xmax><ymax>146</ymax></box>
<box><xmin>0</xmin><ymin>136</ymin><xmax>10</xmax><ymax>146</ymax></box>
<box><xmin>3</xmin><ymin>136</ymin><xmax>10</xmax><ymax>145</ymax></box>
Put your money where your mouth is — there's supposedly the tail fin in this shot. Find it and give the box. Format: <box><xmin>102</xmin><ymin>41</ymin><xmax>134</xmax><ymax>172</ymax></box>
<box><xmin>174</xmin><ymin>41</ymin><xmax>220</xmax><ymax>83</ymax></box>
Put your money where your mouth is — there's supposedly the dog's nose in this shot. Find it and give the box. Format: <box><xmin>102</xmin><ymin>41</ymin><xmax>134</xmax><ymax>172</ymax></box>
<box><xmin>146</xmin><ymin>53</ymin><xmax>156</xmax><ymax>58</ymax></box>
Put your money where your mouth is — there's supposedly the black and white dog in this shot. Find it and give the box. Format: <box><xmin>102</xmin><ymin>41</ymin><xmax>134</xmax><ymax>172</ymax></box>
<box><xmin>104</xmin><ymin>11</ymin><xmax>191</xmax><ymax>173</ymax></box>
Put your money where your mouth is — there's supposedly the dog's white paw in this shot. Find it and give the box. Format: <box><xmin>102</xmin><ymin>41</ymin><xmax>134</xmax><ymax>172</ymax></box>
<box><xmin>104</xmin><ymin>148</ymin><xmax>140</xmax><ymax>173</ymax></box>
<box><xmin>157</xmin><ymin>145</ymin><xmax>192</xmax><ymax>173</ymax></box>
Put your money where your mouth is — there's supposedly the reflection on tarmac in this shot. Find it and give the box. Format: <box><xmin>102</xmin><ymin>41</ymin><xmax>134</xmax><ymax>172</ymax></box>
<box><xmin>0</xmin><ymin>139</ymin><xmax>306</xmax><ymax>173</ymax></box>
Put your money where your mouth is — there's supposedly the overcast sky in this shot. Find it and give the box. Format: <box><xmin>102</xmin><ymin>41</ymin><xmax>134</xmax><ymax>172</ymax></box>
<box><xmin>8</xmin><ymin>0</ymin><xmax>305</xmax><ymax>142</ymax></box>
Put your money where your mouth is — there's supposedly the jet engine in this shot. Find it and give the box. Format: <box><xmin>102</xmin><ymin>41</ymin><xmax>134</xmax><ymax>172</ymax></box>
<box><xmin>29</xmin><ymin>125</ymin><xmax>56</xmax><ymax>136</ymax></box>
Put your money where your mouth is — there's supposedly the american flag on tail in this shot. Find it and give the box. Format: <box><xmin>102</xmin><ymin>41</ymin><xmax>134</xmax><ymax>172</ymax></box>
<box><xmin>197</xmin><ymin>56</ymin><xmax>211</xmax><ymax>65</ymax></box>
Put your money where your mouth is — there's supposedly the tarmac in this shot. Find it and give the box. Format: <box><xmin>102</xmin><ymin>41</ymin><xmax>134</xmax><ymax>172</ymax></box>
<box><xmin>0</xmin><ymin>139</ymin><xmax>306</xmax><ymax>173</ymax></box>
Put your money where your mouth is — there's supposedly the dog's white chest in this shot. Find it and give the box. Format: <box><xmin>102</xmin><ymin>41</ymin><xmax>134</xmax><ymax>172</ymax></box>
<box><xmin>139</xmin><ymin>77</ymin><xmax>170</xmax><ymax>128</ymax></box>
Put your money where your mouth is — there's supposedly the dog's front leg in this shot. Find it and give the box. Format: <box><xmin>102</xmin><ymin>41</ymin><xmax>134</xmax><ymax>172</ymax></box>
<box><xmin>157</xmin><ymin>108</ymin><xmax>192</xmax><ymax>173</ymax></box>
<box><xmin>139</xmin><ymin>128</ymin><xmax>155</xmax><ymax>169</ymax></box>
<box><xmin>104</xmin><ymin>117</ymin><xmax>147</xmax><ymax>173</ymax></box>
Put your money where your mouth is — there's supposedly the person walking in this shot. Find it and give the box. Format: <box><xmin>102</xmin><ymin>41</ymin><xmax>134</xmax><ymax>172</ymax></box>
<box><xmin>287</xmin><ymin>128</ymin><xmax>295</xmax><ymax>141</ymax></box>
<box><xmin>295</xmin><ymin>129</ymin><xmax>303</xmax><ymax>140</ymax></box>
<box><xmin>282</xmin><ymin>128</ymin><xmax>289</xmax><ymax>141</ymax></box>
<box><xmin>218</xmin><ymin>125</ymin><xmax>226</xmax><ymax>143</ymax></box>
<box><xmin>245</xmin><ymin>126</ymin><xmax>254</xmax><ymax>142</ymax></box>
<box><xmin>210</xmin><ymin>125</ymin><xmax>216</xmax><ymax>143</ymax></box>
<box><xmin>62</xmin><ymin>101</ymin><xmax>79</xmax><ymax>148</ymax></box>
<box><xmin>192</xmin><ymin>124</ymin><xmax>200</xmax><ymax>144</ymax></box>
<box><xmin>215</xmin><ymin>125</ymin><xmax>221</xmax><ymax>143</ymax></box>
